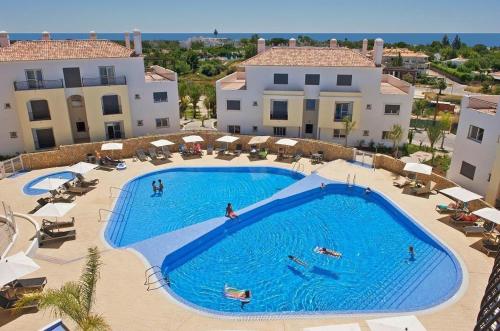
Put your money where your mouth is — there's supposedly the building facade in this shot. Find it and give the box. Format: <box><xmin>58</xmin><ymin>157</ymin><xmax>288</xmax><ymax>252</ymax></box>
<box><xmin>448</xmin><ymin>95</ymin><xmax>500</xmax><ymax>207</ymax></box>
<box><xmin>216</xmin><ymin>38</ymin><xmax>414</xmax><ymax>147</ymax></box>
<box><xmin>0</xmin><ymin>30</ymin><xmax>179</xmax><ymax>156</ymax></box>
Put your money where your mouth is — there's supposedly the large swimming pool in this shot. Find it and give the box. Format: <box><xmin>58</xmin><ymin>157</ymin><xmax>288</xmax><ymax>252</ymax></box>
<box><xmin>105</xmin><ymin>167</ymin><xmax>303</xmax><ymax>246</ymax></box>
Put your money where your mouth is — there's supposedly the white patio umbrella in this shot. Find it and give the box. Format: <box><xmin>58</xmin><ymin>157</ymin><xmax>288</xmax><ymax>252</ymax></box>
<box><xmin>439</xmin><ymin>187</ymin><xmax>483</xmax><ymax>203</ymax></box>
<box><xmin>303</xmin><ymin>323</ymin><xmax>361</xmax><ymax>331</ymax></box>
<box><xmin>216</xmin><ymin>135</ymin><xmax>239</xmax><ymax>151</ymax></box>
<box><xmin>66</xmin><ymin>162</ymin><xmax>98</xmax><ymax>175</ymax></box>
<box><xmin>100</xmin><ymin>142</ymin><xmax>123</xmax><ymax>151</ymax></box>
<box><xmin>367</xmin><ymin>315</ymin><xmax>427</xmax><ymax>331</ymax></box>
<box><xmin>276</xmin><ymin>138</ymin><xmax>298</xmax><ymax>147</ymax></box>
<box><xmin>32</xmin><ymin>178</ymin><xmax>70</xmax><ymax>190</ymax></box>
<box><xmin>182</xmin><ymin>135</ymin><xmax>204</xmax><ymax>144</ymax></box>
<box><xmin>150</xmin><ymin>139</ymin><xmax>175</xmax><ymax>156</ymax></box>
<box><xmin>0</xmin><ymin>252</ymin><xmax>40</xmax><ymax>287</ymax></box>
<box><xmin>34</xmin><ymin>203</ymin><xmax>76</xmax><ymax>218</ymax></box>
<box><xmin>403</xmin><ymin>162</ymin><xmax>432</xmax><ymax>175</ymax></box>
<box><xmin>473</xmin><ymin>208</ymin><xmax>500</xmax><ymax>225</ymax></box>
<box><xmin>248</xmin><ymin>136</ymin><xmax>270</xmax><ymax>145</ymax></box>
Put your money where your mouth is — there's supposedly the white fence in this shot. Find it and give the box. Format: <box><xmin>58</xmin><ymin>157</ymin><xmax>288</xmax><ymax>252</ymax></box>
<box><xmin>0</xmin><ymin>155</ymin><xmax>24</xmax><ymax>179</ymax></box>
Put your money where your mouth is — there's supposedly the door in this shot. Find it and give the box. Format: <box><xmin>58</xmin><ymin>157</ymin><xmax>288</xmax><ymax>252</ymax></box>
<box><xmin>99</xmin><ymin>66</ymin><xmax>115</xmax><ymax>85</ymax></box>
<box><xmin>34</xmin><ymin>128</ymin><xmax>55</xmax><ymax>149</ymax></box>
<box><xmin>25</xmin><ymin>69</ymin><xmax>43</xmax><ymax>88</ymax></box>
<box><xmin>106</xmin><ymin>122</ymin><xmax>122</xmax><ymax>140</ymax></box>
<box><xmin>63</xmin><ymin>68</ymin><xmax>82</xmax><ymax>88</ymax></box>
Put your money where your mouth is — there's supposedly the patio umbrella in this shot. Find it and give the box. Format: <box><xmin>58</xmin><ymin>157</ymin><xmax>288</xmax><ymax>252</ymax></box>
<box><xmin>366</xmin><ymin>315</ymin><xmax>427</xmax><ymax>331</ymax></box>
<box><xmin>473</xmin><ymin>208</ymin><xmax>500</xmax><ymax>225</ymax></box>
<box><xmin>0</xmin><ymin>252</ymin><xmax>40</xmax><ymax>287</ymax></box>
<box><xmin>150</xmin><ymin>139</ymin><xmax>175</xmax><ymax>155</ymax></box>
<box><xmin>66</xmin><ymin>162</ymin><xmax>98</xmax><ymax>175</ymax></box>
<box><xmin>182</xmin><ymin>135</ymin><xmax>204</xmax><ymax>144</ymax></box>
<box><xmin>248</xmin><ymin>136</ymin><xmax>270</xmax><ymax>145</ymax></box>
<box><xmin>439</xmin><ymin>187</ymin><xmax>483</xmax><ymax>203</ymax></box>
<box><xmin>216</xmin><ymin>135</ymin><xmax>239</xmax><ymax>151</ymax></box>
<box><xmin>303</xmin><ymin>323</ymin><xmax>361</xmax><ymax>331</ymax></box>
<box><xmin>32</xmin><ymin>178</ymin><xmax>70</xmax><ymax>190</ymax></box>
<box><xmin>100</xmin><ymin>142</ymin><xmax>123</xmax><ymax>151</ymax></box>
<box><xmin>403</xmin><ymin>162</ymin><xmax>432</xmax><ymax>175</ymax></box>
<box><xmin>276</xmin><ymin>138</ymin><xmax>298</xmax><ymax>157</ymax></box>
<box><xmin>34</xmin><ymin>203</ymin><xmax>76</xmax><ymax>218</ymax></box>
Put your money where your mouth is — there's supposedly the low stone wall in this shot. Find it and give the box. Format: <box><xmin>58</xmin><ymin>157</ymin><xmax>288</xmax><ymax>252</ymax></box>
<box><xmin>20</xmin><ymin>132</ymin><xmax>355</xmax><ymax>170</ymax></box>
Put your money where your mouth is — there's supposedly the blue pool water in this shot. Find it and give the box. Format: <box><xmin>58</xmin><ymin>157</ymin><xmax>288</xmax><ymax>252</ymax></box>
<box><xmin>23</xmin><ymin>171</ymin><xmax>75</xmax><ymax>196</ymax></box>
<box><xmin>162</xmin><ymin>185</ymin><xmax>462</xmax><ymax>315</ymax></box>
<box><xmin>105</xmin><ymin>167</ymin><xmax>303</xmax><ymax>247</ymax></box>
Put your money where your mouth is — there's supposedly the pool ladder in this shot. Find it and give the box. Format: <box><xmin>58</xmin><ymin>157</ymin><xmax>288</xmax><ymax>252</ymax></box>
<box><xmin>292</xmin><ymin>161</ymin><xmax>305</xmax><ymax>173</ymax></box>
<box><xmin>346</xmin><ymin>174</ymin><xmax>356</xmax><ymax>187</ymax></box>
<box><xmin>144</xmin><ymin>266</ymin><xmax>170</xmax><ymax>291</ymax></box>
<box><xmin>109</xmin><ymin>186</ymin><xmax>131</xmax><ymax>198</ymax></box>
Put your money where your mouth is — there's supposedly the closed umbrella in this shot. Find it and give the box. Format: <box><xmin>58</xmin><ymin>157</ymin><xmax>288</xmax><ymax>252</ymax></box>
<box><xmin>367</xmin><ymin>315</ymin><xmax>427</xmax><ymax>331</ymax></box>
<box><xmin>32</xmin><ymin>178</ymin><xmax>70</xmax><ymax>190</ymax></box>
<box><xmin>66</xmin><ymin>162</ymin><xmax>98</xmax><ymax>175</ymax></box>
<box><xmin>0</xmin><ymin>252</ymin><xmax>40</xmax><ymax>287</ymax></box>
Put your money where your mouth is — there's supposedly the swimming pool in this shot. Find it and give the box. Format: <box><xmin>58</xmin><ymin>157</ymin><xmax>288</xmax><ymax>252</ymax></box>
<box><xmin>23</xmin><ymin>171</ymin><xmax>75</xmax><ymax>196</ymax></box>
<box><xmin>161</xmin><ymin>184</ymin><xmax>462</xmax><ymax>315</ymax></box>
<box><xmin>105</xmin><ymin>167</ymin><xmax>303</xmax><ymax>247</ymax></box>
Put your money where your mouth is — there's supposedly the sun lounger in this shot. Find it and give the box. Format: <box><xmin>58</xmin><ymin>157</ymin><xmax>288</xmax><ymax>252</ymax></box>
<box><xmin>76</xmin><ymin>174</ymin><xmax>98</xmax><ymax>187</ymax></box>
<box><xmin>234</xmin><ymin>144</ymin><xmax>243</xmax><ymax>156</ymax></box>
<box><xmin>194</xmin><ymin>143</ymin><xmax>203</xmax><ymax>156</ymax></box>
<box><xmin>258</xmin><ymin>148</ymin><xmax>268</xmax><ymax>159</ymax></box>
<box><xmin>39</xmin><ymin>228</ymin><xmax>76</xmax><ymax>246</ymax></box>
<box><xmin>0</xmin><ymin>293</ymin><xmax>39</xmax><ymax>310</ymax></box>
<box><xmin>412</xmin><ymin>181</ymin><xmax>436</xmax><ymax>195</ymax></box>
<box><xmin>42</xmin><ymin>217</ymin><xmax>75</xmax><ymax>231</ymax></box>
<box><xmin>435</xmin><ymin>202</ymin><xmax>467</xmax><ymax>214</ymax></box>
<box><xmin>293</xmin><ymin>153</ymin><xmax>302</xmax><ymax>162</ymax></box>
<box><xmin>206</xmin><ymin>144</ymin><xmax>213</xmax><ymax>155</ymax></box>
<box><xmin>393</xmin><ymin>177</ymin><xmax>412</xmax><ymax>188</ymax></box>
<box><xmin>136</xmin><ymin>148</ymin><xmax>148</xmax><ymax>161</ymax></box>
<box><xmin>8</xmin><ymin>277</ymin><xmax>47</xmax><ymax>292</ymax></box>
<box><xmin>36</xmin><ymin>197</ymin><xmax>50</xmax><ymax>207</ymax></box>
<box><xmin>148</xmin><ymin>147</ymin><xmax>160</xmax><ymax>160</ymax></box>
<box><xmin>483</xmin><ymin>242</ymin><xmax>500</xmax><ymax>256</ymax></box>
<box><xmin>462</xmin><ymin>224</ymin><xmax>489</xmax><ymax>236</ymax></box>
<box><xmin>63</xmin><ymin>183</ymin><xmax>92</xmax><ymax>195</ymax></box>
<box><xmin>48</xmin><ymin>190</ymin><xmax>75</xmax><ymax>202</ymax></box>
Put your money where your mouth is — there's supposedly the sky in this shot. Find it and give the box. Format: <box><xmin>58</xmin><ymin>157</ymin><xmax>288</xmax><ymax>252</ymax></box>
<box><xmin>1</xmin><ymin>0</ymin><xmax>499</xmax><ymax>33</ymax></box>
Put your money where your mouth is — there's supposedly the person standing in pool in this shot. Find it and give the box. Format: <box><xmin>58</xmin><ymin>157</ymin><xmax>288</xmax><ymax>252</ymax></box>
<box><xmin>158</xmin><ymin>179</ymin><xmax>164</xmax><ymax>194</ymax></box>
<box><xmin>152</xmin><ymin>181</ymin><xmax>157</xmax><ymax>194</ymax></box>
<box><xmin>408</xmin><ymin>245</ymin><xmax>415</xmax><ymax>261</ymax></box>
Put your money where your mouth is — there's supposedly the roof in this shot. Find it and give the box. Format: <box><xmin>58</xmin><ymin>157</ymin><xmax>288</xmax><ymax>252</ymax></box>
<box><xmin>380</xmin><ymin>48</ymin><xmax>428</xmax><ymax>58</ymax></box>
<box><xmin>468</xmin><ymin>95</ymin><xmax>499</xmax><ymax>115</ymax></box>
<box><xmin>380</xmin><ymin>82</ymin><xmax>407</xmax><ymax>95</ymax></box>
<box><xmin>241</xmin><ymin>47</ymin><xmax>375</xmax><ymax>67</ymax></box>
<box><xmin>0</xmin><ymin>40</ymin><xmax>135</xmax><ymax>62</ymax></box>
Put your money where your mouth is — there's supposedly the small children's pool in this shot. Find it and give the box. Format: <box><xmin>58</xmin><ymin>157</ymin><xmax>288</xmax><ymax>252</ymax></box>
<box><xmin>23</xmin><ymin>171</ymin><xmax>75</xmax><ymax>196</ymax></box>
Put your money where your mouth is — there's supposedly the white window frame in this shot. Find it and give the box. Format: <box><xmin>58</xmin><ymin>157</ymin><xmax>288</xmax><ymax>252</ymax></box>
<box><xmin>467</xmin><ymin>125</ymin><xmax>484</xmax><ymax>143</ymax></box>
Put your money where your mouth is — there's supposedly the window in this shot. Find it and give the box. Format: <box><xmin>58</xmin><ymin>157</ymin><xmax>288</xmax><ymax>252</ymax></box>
<box><xmin>155</xmin><ymin>118</ymin><xmax>170</xmax><ymax>128</ymax></box>
<box><xmin>467</xmin><ymin>125</ymin><xmax>484</xmax><ymax>143</ymax></box>
<box><xmin>28</xmin><ymin>100</ymin><xmax>51</xmax><ymax>121</ymax></box>
<box><xmin>382</xmin><ymin>131</ymin><xmax>391</xmax><ymax>139</ymax></box>
<box><xmin>305</xmin><ymin>74</ymin><xmax>320</xmax><ymax>85</ymax></box>
<box><xmin>9</xmin><ymin>132</ymin><xmax>17</xmax><ymax>139</ymax></box>
<box><xmin>4</xmin><ymin>103</ymin><xmax>11</xmax><ymax>110</ymax></box>
<box><xmin>105</xmin><ymin>122</ymin><xmax>122</xmax><ymax>140</ymax></box>
<box><xmin>271</xmin><ymin>100</ymin><xmax>288</xmax><ymax>120</ymax></box>
<box><xmin>101</xmin><ymin>95</ymin><xmax>121</xmax><ymax>115</ymax></box>
<box><xmin>137</xmin><ymin>120</ymin><xmax>143</xmax><ymax>127</ymax></box>
<box><xmin>226</xmin><ymin>100</ymin><xmax>241</xmax><ymax>111</ymax></box>
<box><xmin>63</xmin><ymin>67</ymin><xmax>82</xmax><ymax>88</ymax></box>
<box><xmin>25</xmin><ymin>69</ymin><xmax>43</xmax><ymax>88</ymax></box>
<box><xmin>384</xmin><ymin>104</ymin><xmax>400</xmax><ymax>115</ymax></box>
<box><xmin>32</xmin><ymin>128</ymin><xmax>55</xmax><ymax>150</ymax></box>
<box><xmin>253</xmin><ymin>101</ymin><xmax>258</xmax><ymax>107</ymax></box>
<box><xmin>333</xmin><ymin>129</ymin><xmax>346</xmax><ymax>138</ymax></box>
<box><xmin>273</xmin><ymin>127</ymin><xmax>287</xmax><ymax>136</ymax></box>
<box><xmin>305</xmin><ymin>124</ymin><xmax>314</xmax><ymax>134</ymax></box>
<box><xmin>274</xmin><ymin>73</ymin><xmax>288</xmax><ymax>85</ymax></box>
<box><xmin>363</xmin><ymin>130</ymin><xmax>369</xmax><ymax>136</ymax></box>
<box><xmin>337</xmin><ymin>74</ymin><xmax>352</xmax><ymax>86</ymax></box>
<box><xmin>252</xmin><ymin>126</ymin><xmax>258</xmax><ymax>132</ymax></box>
<box><xmin>76</xmin><ymin>122</ymin><xmax>86</xmax><ymax>132</ymax></box>
<box><xmin>227</xmin><ymin>125</ymin><xmax>241</xmax><ymax>134</ymax></box>
<box><xmin>366</xmin><ymin>104</ymin><xmax>372</xmax><ymax>110</ymax></box>
<box><xmin>153</xmin><ymin>92</ymin><xmax>168</xmax><ymax>103</ymax></box>
<box><xmin>460</xmin><ymin>161</ymin><xmax>476</xmax><ymax>180</ymax></box>
<box><xmin>135</xmin><ymin>94</ymin><xmax>141</xmax><ymax>100</ymax></box>
<box><xmin>305</xmin><ymin>99</ymin><xmax>317</xmax><ymax>111</ymax></box>
<box><xmin>334</xmin><ymin>102</ymin><xmax>352</xmax><ymax>121</ymax></box>
<box><xmin>99</xmin><ymin>66</ymin><xmax>115</xmax><ymax>85</ymax></box>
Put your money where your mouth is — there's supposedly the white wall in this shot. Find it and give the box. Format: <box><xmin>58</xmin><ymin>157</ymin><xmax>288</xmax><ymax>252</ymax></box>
<box><xmin>448</xmin><ymin>99</ymin><xmax>500</xmax><ymax>196</ymax></box>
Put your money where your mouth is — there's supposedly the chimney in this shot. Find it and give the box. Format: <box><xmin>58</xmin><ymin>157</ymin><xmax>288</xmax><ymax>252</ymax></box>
<box><xmin>362</xmin><ymin>38</ymin><xmax>368</xmax><ymax>56</ymax></box>
<box><xmin>42</xmin><ymin>31</ymin><xmax>50</xmax><ymax>41</ymax></box>
<box><xmin>330</xmin><ymin>38</ymin><xmax>337</xmax><ymax>48</ymax></box>
<box><xmin>133</xmin><ymin>29</ymin><xmax>142</xmax><ymax>55</ymax></box>
<box><xmin>289</xmin><ymin>38</ymin><xmax>296</xmax><ymax>48</ymax></box>
<box><xmin>89</xmin><ymin>31</ymin><xmax>97</xmax><ymax>40</ymax></box>
<box><xmin>0</xmin><ymin>31</ymin><xmax>10</xmax><ymax>47</ymax></box>
<box><xmin>374</xmin><ymin>38</ymin><xmax>384</xmax><ymax>66</ymax></box>
<box><xmin>124</xmin><ymin>32</ymin><xmax>131</xmax><ymax>49</ymax></box>
<box><xmin>257</xmin><ymin>38</ymin><xmax>265</xmax><ymax>53</ymax></box>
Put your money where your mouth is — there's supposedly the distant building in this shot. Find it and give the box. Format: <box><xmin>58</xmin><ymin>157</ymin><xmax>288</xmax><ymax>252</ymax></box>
<box><xmin>448</xmin><ymin>95</ymin><xmax>500</xmax><ymax>207</ymax></box>
<box><xmin>446</xmin><ymin>57</ymin><xmax>468</xmax><ymax>67</ymax></box>
<box><xmin>181</xmin><ymin>36</ymin><xmax>231</xmax><ymax>49</ymax></box>
<box><xmin>490</xmin><ymin>71</ymin><xmax>500</xmax><ymax>82</ymax></box>
<box><xmin>216</xmin><ymin>38</ymin><xmax>414</xmax><ymax>147</ymax></box>
<box><xmin>368</xmin><ymin>47</ymin><xmax>429</xmax><ymax>81</ymax></box>
<box><xmin>0</xmin><ymin>30</ymin><xmax>179</xmax><ymax>155</ymax></box>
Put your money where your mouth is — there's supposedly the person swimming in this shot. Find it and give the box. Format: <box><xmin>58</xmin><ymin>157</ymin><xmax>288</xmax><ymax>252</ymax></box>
<box><xmin>320</xmin><ymin>182</ymin><xmax>326</xmax><ymax>190</ymax></box>
<box><xmin>226</xmin><ymin>203</ymin><xmax>238</xmax><ymax>219</ymax></box>
<box><xmin>365</xmin><ymin>187</ymin><xmax>372</xmax><ymax>194</ymax></box>
<box><xmin>408</xmin><ymin>245</ymin><xmax>415</xmax><ymax>260</ymax></box>
<box><xmin>314</xmin><ymin>246</ymin><xmax>342</xmax><ymax>258</ymax></box>
<box><xmin>158</xmin><ymin>179</ymin><xmax>164</xmax><ymax>193</ymax></box>
<box><xmin>152</xmin><ymin>180</ymin><xmax>157</xmax><ymax>194</ymax></box>
<box><xmin>288</xmin><ymin>255</ymin><xmax>307</xmax><ymax>267</ymax></box>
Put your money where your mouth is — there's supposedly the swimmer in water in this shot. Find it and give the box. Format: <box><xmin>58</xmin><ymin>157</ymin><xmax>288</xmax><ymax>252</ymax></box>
<box><xmin>288</xmin><ymin>255</ymin><xmax>308</xmax><ymax>267</ymax></box>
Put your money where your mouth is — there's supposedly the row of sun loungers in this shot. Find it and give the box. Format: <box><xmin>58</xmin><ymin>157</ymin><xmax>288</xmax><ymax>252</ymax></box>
<box><xmin>0</xmin><ymin>277</ymin><xmax>47</xmax><ymax>310</ymax></box>
<box><xmin>39</xmin><ymin>217</ymin><xmax>77</xmax><ymax>246</ymax></box>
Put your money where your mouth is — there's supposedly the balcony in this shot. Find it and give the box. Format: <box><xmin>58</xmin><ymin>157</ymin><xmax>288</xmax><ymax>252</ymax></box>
<box><xmin>82</xmin><ymin>76</ymin><xmax>127</xmax><ymax>87</ymax></box>
<box><xmin>14</xmin><ymin>80</ymin><xmax>64</xmax><ymax>91</ymax></box>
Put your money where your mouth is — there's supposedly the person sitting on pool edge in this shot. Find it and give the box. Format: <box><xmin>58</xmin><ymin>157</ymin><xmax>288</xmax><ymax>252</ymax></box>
<box><xmin>365</xmin><ymin>187</ymin><xmax>372</xmax><ymax>194</ymax></box>
<box><xmin>226</xmin><ymin>203</ymin><xmax>238</xmax><ymax>219</ymax></box>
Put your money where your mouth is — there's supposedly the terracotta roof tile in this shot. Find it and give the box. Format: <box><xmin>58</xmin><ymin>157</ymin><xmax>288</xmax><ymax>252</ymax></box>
<box><xmin>241</xmin><ymin>47</ymin><xmax>375</xmax><ymax>67</ymax></box>
<box><xmin>0</xmin><ymin>40</ymin><xmax>135</xmax><ymax>62</ymax></box>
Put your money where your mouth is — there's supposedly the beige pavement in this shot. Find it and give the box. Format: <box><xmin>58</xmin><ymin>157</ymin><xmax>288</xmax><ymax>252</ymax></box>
<box><xmin>0</xmin><ymin>153</ymin><xmax>492</xmax><ymax>331</ymax></box>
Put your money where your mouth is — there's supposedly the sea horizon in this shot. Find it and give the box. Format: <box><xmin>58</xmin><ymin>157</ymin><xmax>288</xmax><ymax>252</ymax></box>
<box><xmin>7</xmin><ymin>32</ymin><xmax>500</xmax><ymax>46</ymax></box>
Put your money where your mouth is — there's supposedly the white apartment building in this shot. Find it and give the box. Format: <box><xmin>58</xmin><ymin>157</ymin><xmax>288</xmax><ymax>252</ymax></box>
<box><xmin>0</xmin><ymin>30</ymin><xmax>179</xmax><ymax>156</ymax></box>
<box><xmin>216</xmin><ymin>38</ymin><xmax>414</xmax><ymax>147</ymax></box>
<box><xmin>448</xmin><ymin>95</ymin><xmax>500</xmax><ymax>207</ymax></box>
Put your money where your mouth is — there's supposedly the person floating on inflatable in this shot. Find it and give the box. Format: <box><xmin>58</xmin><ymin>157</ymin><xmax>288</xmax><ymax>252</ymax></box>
<box><xmin>288</xmin><ymin>255</ymin><xmax>308</xmax><ymax>267</ymax></box>
<box><xmin>224</xmin><ymin>285</ymin><xmax>251</xmax><ymax>303</ymax></box>
<box><xmin>314</xmin><ymin>246</ymin><xmax>342</xmax><ymax>258</ymax></box>
<box><xmin>225</xmin><ymin>203</ymin><xmax>238</xmax><ymax>219</ymax></box>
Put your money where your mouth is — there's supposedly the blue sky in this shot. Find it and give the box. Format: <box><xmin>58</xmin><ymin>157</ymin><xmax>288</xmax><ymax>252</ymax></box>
<box><xmin>1</xmin><ymin>0</ymin><xmax>499</xmax><ymax>33</ymax></box>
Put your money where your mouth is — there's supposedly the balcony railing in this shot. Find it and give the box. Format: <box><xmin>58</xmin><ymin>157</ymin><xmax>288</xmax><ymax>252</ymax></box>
<box><xmin>14</xmin><ymin>80</ymin><xmax>64</xmax><ymax>91</ymax></box>
<box><xmin>82</xmin><ymin>76</ymin><xmax>127</xmax><ymax>87</ymax></box>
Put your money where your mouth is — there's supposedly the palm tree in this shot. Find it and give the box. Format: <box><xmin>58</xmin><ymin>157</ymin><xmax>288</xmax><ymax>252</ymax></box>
<box><xmin>388</xmin><ymin>124</ymin><xmax>404</xmax><ymax>158</ymax></box>
<box><xmin>203</xmin><ymin>85</ymin><xmax>217</xmax><ymax>118</ymax></box>
<box><xmin>342</xmin><ymin>116</ymin><xmax>356</xmax><ymax>147</ymax></box>
<box><xmin>15</xmin><ymin>247</ymin><xmax>110</xmax><ymax>331</ymax></box>
<box><xmin>439</xmin><ymin>112</ymin><xmax>452</xmax><ymax>150</ymax></box>
<box><xmin>433</xmin><ymin>79</ymin><xmax>448</xmax><ymax>124</ymax></box>
<box><xmin>180</xmin><ymin>96</ymin><xmax>190</xmax><ymax>120</ymax></box>
<box><xmin>189</xmin><ymin>85</ymin><xmax>202</xmax><ymax>119</ymax></box>
<box><xmin>412</xmin><ymin>99</ymin><xmax>427</xmax><ymax>127</ymax></box>
<box><xmin>426</xmin><ymin>125</ymin><xmax>443</xmax><ymax>165</ymax></box>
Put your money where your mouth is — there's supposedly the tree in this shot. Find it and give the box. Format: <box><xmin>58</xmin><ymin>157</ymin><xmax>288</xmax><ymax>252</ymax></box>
<box><xmin>408</xmin><ymin>129</ymin><xmax>414</xmax><ymax>145</ymax></box>
<box><xmin>433</xmin><ymin>78</ymin><xmax>448</xmax><ymax>123</ymax></box>
<box><xmin>342</xmin><ymin>116</ymin><xmax>356</xmax><ymax>147</ymax></box>
<box><xmin>15</xmin><ymin>247</ymin><xmax>109</xmax><ymax>331</ymax></box>
<box><xmin>185</xmin><ymin>50</ymin><xmax>199</xmax><ymax>72</ymax></box>
<box><xmin>452</xmin><ymin>34</ymin><xmax>462</xmax><ymax>50</ymax></box>
<box><xmin>189</xmin><ymin>84</ymin><xmax>202</xmax><ymax>119</ymax></box>
<box><xmin>178</xmin><ymin>81</ymin><xmax>190</xmax><ymax>119</ymax></box>
<box><xmin>442</xmin><ymin>34</ymin><xmax>450</xmax><ymax>46</ymax></box>
<box><xmin>203</xmin><ymin>85</ymin><xmax>217</xmax><ymax>118</ymax></box>
<box><xmin>426</xmin><ymin>125</ymin><xmax>443</xmax><ymax>165</ymax></box>
<box><xmin>439</xmin><ymin>113</ymin><xmax>452</xmax><ymax>150</ymax></box>
<box><xmin>388</xmin><ymin>124</ymin><xmax>404</xmax><ymax>157</ymax></box>
<box><xmin>412</xmin><ymin>99</ymin><xmax>427</xmax><ymax>125</ymax></box>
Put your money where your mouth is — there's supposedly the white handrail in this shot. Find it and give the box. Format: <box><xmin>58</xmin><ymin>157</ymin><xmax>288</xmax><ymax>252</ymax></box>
<box><xmin>109</xmin><ymin>186</ymin><xmax>130</xmax><ymax>198</ymax></box>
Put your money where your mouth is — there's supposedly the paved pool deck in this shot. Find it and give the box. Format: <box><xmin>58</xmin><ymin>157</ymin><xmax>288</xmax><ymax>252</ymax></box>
<box><xmin>0</xmin><ymin>153</ymin><xmax>493</xmax><ymax>331</ymax></box>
